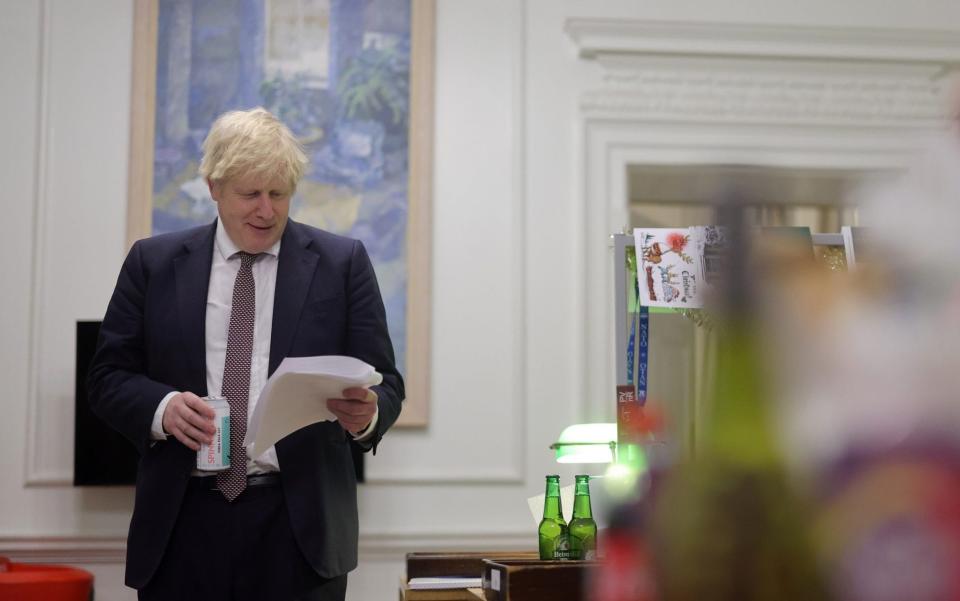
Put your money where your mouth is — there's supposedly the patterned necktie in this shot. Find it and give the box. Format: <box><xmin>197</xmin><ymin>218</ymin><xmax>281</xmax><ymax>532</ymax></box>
<box><xmin>216</xmin><ymin>251</ymin><xmax>259</xmax><ymax>501</ymax></box>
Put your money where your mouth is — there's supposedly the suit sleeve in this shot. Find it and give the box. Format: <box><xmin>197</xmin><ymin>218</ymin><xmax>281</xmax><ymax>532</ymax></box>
<box><xmin>87</xmin><ymin>242</ymin><xmax>177</xmax><ymax>453</ymax></box>
<box><xmin>345</xmin><ymin>240</ymin><xmax>405</xmax><ymax>453</ymax></box>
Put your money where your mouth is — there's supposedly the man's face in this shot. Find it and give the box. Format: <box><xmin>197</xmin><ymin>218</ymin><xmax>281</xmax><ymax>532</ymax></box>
<box><xmin>209</xmin><ymin>172</ymin><xmax>292</xmax><ymax>253</ymax></box>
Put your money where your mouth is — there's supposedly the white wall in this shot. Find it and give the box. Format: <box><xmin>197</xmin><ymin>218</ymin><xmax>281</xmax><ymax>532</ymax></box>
<box><xmin>2</xmin><ymin>1</ymin><xmax>959</xmax><ymax>600</ymax></box>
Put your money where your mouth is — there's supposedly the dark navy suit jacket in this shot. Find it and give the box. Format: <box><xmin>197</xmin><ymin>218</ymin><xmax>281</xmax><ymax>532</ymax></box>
<box><xmin>87</xmin><ymin>219</ymin><xmax>404</xmax><ymax>588</ymax></box>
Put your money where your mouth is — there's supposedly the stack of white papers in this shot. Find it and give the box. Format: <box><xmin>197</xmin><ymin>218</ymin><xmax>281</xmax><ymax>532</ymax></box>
<box><xmin>408</xmin><ymin>577</ymin><xmax>482</xmax><ymax>590</ymax></box>
<box><xmin>244</xmin><ymin>356</ymin><xmax>382</xmax><ymax>456</ymax></box>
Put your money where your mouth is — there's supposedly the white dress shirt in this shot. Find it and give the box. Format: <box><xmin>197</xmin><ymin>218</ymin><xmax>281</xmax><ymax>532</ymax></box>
<box><xmin>150</xmin><ymin>220</ymin><xmax>377</xmax><ymax>474</ymax></box>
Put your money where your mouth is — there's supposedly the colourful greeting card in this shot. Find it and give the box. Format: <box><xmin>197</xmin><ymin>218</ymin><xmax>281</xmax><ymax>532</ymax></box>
<box><xmin>633</xmin><ymin>228</ymin><xmax>707</xmax><ymax>309</ymax></box>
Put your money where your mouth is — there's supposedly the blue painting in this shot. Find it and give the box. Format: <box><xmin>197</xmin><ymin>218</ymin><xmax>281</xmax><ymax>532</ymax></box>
<box><xmin>152</xmin><ymin>0</ymin><xmax>411</xmax><ymax>374</ymax></box>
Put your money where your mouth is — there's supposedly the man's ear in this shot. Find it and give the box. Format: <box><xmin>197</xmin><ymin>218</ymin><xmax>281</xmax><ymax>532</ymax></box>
<box><xmin>207</xmin><ymin>178</ymin><xmax>218</xmax><ymax>201</ymax></box>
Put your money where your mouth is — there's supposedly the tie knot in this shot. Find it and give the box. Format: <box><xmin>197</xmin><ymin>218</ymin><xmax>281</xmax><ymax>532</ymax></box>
<box><xmin>236</xmin><ymin>252</ymin><xmax>260</xmax><ymax>269</ymax></box>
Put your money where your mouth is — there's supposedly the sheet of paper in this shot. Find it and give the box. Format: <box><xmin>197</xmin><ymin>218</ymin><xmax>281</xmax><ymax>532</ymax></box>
<box><xmin>408</xmin><ymin>577</ymin><xmax>482</xmax><ymax>590</ymax></box>
<box><xmin>244</xmin><ymin>355</ymin><xmax>382</xmax><ymax>456</ymax></box>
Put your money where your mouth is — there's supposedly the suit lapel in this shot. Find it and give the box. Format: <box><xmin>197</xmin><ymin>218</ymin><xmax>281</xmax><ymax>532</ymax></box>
<box><xmin>173</xmin><ymin>222</ymin><xmax>216</xmax><ymax>395</ymax></box>
<box><xmin>270</xmin><ymin>220</ymin><xmax>319</xmax><ymax>375</ymax></box>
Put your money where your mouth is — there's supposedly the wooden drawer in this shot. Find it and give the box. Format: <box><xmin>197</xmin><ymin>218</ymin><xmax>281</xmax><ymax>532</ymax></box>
<box><xmin>481</xmin><ymin>559</ymin><xmax>599</xmax><ymax>601</ymax></box>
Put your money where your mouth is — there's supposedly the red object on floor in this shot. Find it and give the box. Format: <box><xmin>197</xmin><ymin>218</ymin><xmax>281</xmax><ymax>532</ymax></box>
<box><xmin>0</xmin><ymin>557</ymin><xmax>93</xmax><ymax>601</ymax></box>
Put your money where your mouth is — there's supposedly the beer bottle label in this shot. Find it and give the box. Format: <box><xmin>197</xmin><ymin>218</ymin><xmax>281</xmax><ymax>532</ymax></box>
<box><xmin>554</xmin><ymin>533</ymin><xmax>573</xmax><ymax>560</ymax></box>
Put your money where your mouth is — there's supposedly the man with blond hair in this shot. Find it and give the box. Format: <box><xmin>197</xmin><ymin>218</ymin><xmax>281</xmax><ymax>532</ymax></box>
<box><xmin>88</xmin><ymin>107</ymin><xmax>404</xmax><ymax>600</ymax></box>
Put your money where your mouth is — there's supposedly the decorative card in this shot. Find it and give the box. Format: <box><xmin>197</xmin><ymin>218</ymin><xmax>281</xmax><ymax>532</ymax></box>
<box><xmin>633</xmin><ymin>228</ymin><xmax>706</xmax><ymax>309</ymax></box>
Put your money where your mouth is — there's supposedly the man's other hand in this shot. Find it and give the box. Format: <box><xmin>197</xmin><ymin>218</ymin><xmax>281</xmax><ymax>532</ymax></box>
<box><xmin>328</xmin><ymin>387</ymin><xmax>377</xmax><ymax>435</ymax></box>
<box><xmin>162</xmin><ymin>392</ymin><xmax>216</xmax><ymax>451</ymax></box>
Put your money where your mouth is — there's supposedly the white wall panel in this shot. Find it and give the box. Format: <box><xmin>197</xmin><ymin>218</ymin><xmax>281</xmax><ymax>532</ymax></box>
<box><xmin>363</xmin><ymin>0</ymin><xmax>527</xmax><ymax>486</ymax></box>
<box><xmin>26</xmin><ymin>0</ymin><xmax>133</xmax><ymax>485</ymax></box>
<box><xmin>0</xmin><ymin>0</ymin><xmax>140</xmax><ymax>540</ymax></box>
<box><xmin>0</xmin><ymin>0</ymin><xmax>41</xmax><ymax>499</ymax></box>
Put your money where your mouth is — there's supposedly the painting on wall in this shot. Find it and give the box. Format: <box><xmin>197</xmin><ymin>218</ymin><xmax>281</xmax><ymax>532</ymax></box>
<box><xmin>128</xmin><ymin>0</ymin><xmax>433</xmax><ymax>426</ymax></box>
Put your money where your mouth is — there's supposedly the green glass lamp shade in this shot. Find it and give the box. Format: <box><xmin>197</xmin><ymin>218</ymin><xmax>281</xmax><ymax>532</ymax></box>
<box><xmin>551</xmin><ymin>423</ymin><xmax>617</xmax><ymax>464</ymax></box>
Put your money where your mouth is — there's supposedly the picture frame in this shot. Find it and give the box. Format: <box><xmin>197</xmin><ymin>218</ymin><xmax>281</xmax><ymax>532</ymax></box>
<box><xmin>126</xmin><ymin>0</ymin><xmax>433</xmax><ymax>427</ymax></box>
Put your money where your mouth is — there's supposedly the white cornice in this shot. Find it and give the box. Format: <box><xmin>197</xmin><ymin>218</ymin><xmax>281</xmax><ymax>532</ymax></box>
<box><xmin>565</xmin><ymin>18</ymin><xmax>960</xmax><ymax>66</ymax></box>
<box><xmin>564</xmin><ymin>19</ymin><xmax>958</xmax><ymax>128</ymax></box>
<box><xmin>579</xmin><ymin>59</ymin><xmax>951</xmax><ymax>128</ymax></box>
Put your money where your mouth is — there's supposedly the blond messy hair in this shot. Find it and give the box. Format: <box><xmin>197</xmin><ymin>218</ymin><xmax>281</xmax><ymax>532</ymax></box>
<box><xmin>199</xmin><ymin>107</ymin><xmax>308</xmax><ymax>190</ymax></box>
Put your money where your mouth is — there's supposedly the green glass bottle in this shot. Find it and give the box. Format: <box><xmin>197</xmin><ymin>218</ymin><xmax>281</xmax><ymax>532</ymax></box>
<box><xmin>650</xmin><ymin>207</ymin><xmax>828</xmax><ymax>601</ymax></box>
<box><xmin>568</xmin><ymin>475</ymin><xmax>598</xmax><ymax>560</ymax></box>
<box><xmin>538</xmin><ymin>475</ymin><xmax>571</xmax><ymax>560</ymax></box>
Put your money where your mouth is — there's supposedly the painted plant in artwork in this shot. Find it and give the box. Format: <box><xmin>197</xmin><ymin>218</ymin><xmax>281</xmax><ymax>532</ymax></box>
<box><xmin>152</xmin><ymin>0</ymin><xmax>412</xmax><ymax>373</ymax></box>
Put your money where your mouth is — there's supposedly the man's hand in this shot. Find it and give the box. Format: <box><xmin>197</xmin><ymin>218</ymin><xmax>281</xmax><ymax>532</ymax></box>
<box><xmin>328</xmin><ymin>387</ymin><xmax>378</xmax><ymax>435</ymax></box>
<box><xmin>162</xmin><ymin>392</ymin><xmax>216</xmax><ymax>451</ymax></box>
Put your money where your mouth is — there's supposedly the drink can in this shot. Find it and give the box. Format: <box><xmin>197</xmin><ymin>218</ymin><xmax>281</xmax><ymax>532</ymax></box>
<box><xmin>196</xmin><ymin>396</ymin><xmax>230</xmax><ymax>471</ymax></box>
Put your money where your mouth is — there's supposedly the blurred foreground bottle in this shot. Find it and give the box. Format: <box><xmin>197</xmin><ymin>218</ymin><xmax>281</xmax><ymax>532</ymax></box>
<box><xmin>539</xmin><ymin>475</ymin><xmax>572</xmax><ymax>560</ymax></box>
<box><xmin>590</xmin><ymin>408</ymin><xmax>664</xmax><ymax>601</ymax></box>
<box><xmin>649</xmin><ymin>206</ymin><xmax>829</xmax><ymax>601</ymax></box>
<box><xmin>569</xmin><ymin>475</ymin><xmax>598</xmax><ymax>560</ymax></box>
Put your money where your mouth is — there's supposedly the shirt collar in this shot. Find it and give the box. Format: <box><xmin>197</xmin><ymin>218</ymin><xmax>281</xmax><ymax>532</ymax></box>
<box><xmin>214</xmin><ymin>218</ymin><xmax>282</xmax><ymax>261</ymax></box>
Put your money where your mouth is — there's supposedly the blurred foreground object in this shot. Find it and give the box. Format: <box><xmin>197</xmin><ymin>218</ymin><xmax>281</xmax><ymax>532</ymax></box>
<box><xmin>816</xmin><ymin>444</ymin><xmax>960</xmax><ymax>601</ymax></box>
<box><xmin>648</xmin><ymin>202</ymin><xmax>828</xmax><ymax>601</ymax></box>
<box><xmin>594</xmin><ymin>131</ymin><xmax>960</xmax><ymax>601</ymax></box>
<box><xmin>776</xmin><ymin>133</ymin><xmax>960</xmax><ymax>601</ymax></box>
<box><xmin>590</xmin><ymin>405</ymin><xmax>663</xmax><ymax>601</ymax></box>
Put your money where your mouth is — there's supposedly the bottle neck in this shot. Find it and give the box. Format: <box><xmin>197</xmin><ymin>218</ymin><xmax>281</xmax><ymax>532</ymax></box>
<box><xmin>543</xmin><ymin>479</ymin><xmax>563</xmax><ymax>520</ymax></box>
<box><xmin>572</xmin><ymin>478</ymin><xmax>592</xmax><ymax>519</ymax></box>
<box><xmin>543</xmin><ymin>496</ymin><xmax>563</xmax><ymax>521</ymax></box>
<box><xmin>572</xmin><ymin>493</ymin><xmax>592</xmax><ymax>519</ymax></box>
